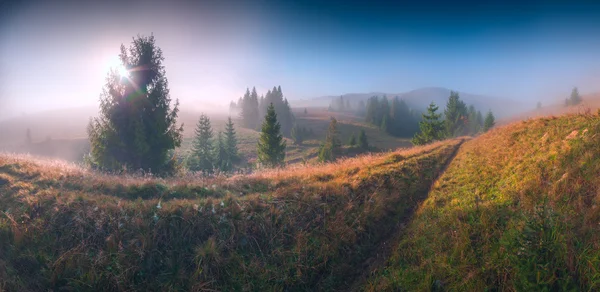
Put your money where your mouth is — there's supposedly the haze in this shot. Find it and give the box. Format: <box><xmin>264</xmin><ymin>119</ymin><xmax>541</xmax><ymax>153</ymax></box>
<box><xmin>2</xmin><ymin>0</ymin><xmax>600</xmax><ymax>119</ymax></box>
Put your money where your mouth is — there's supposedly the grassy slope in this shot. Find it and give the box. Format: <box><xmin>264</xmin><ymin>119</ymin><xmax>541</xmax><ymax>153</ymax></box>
<box><xmin>0</xmin><ymin>139</ymin><xmax>462</xmax><ymax>291</ymax></box>
<box><xmin>367</xmin><ymin>113</ymin><xmax>600</xmax><ymax>291</ymax></box>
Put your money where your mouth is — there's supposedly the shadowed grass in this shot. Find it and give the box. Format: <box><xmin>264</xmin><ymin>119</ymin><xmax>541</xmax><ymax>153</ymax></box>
<box><xmin>0</xmin><ymin>139</ymin><xmax>463</xmax><ymax>291</ymax></box>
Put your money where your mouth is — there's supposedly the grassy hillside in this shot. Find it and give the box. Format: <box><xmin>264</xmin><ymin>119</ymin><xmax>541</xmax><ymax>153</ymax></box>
<box><xmin>0</xmin><ymin>139</ymin><xmax>463</xmax><ymax>291</ymax></box>
<box><xmin>367</xmin><ymin>112</ymin><xmax>600</xmax><ymax>291</ymax></box>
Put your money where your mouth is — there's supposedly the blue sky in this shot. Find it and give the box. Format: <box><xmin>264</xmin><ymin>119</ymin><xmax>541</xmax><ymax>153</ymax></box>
<box><xmin>2</xmin><ymin>0</ymin><xmax>600</xmax><ymax>117</ymax></box>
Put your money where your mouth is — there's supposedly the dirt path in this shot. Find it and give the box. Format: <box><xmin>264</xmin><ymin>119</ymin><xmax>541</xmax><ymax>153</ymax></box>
<box><xmin>347</xmin><ymin>137</ymin><xmax>468</xmax><ymax>291</ymax></box>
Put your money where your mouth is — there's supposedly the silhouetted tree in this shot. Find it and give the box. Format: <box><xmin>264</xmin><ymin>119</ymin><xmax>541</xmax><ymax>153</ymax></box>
<box><xmin>87</xmin><ymin>35</ymin><xmax>183</xmax><ymax>174</ymax></box>
<box><xmin>257</xmin><ymin>103</ymin><xmax>286</xmax><ymax>167</ymax></box>
<box><xmin>537</xmin><ymin>101</ymin><xmax>542</xmax><ymax>109</ymax></box>
<box><xmin>412</xmin><ymin>102</ymin><xmax>445</xmax><ymax>145</ymax></box>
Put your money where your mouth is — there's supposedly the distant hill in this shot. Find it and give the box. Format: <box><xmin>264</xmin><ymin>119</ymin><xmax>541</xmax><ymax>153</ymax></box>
<box><xmin>292</xmin><ymin>87</ymin><xmax>525</xmax><ymax>118</ymax></box>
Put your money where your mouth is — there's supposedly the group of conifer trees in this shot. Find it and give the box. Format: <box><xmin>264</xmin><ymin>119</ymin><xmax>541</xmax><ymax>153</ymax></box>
<box><xmin>230</xmin><ymin>86</ymin><xmax>295</xmax><ymax>136</ymax></box>
<box><xmin>412</xmin><ymin>91</ymin><xmax>495</xmax><ymax>145</ymax></box>
<box><xmin>188</xmin><ymin>116</ymin><xmax>240</xmax><ymax>174</ymax></box>
<box><xmin>364</xmin><ymin>96</ymin><xmax>421</xmax><ymax>137</ymax></box>
<box><xmin>327</xmin><ymin>95</ymin><xmax>367</xmax><ymax>115</ymax></box>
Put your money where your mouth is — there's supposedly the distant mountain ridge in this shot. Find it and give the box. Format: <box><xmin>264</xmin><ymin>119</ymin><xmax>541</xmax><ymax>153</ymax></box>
<box><xmin>292</xmin><ymin>87</ymin><xmax>525</xmax><ymax>118</ymax></box>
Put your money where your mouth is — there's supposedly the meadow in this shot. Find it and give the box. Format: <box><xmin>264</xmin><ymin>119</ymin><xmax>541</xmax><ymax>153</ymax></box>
<box><xmin>2</xmin><ymin>110</ymin><xmax>600</xmax><ymax>290</ymax></box>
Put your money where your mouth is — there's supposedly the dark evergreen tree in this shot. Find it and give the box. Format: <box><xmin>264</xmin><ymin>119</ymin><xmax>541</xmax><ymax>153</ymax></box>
<box><xmin>87</xmin><ymin>35</ymin><xmax>183</xmax><ymax>174</ymax></box>
<box><xmin>224</xmin><ymin>117</ymin><xmax>239</xmax><ymax>163</ymax></box>
<box><xmin>358</xmin><ymin>129</ymin><xmax>369</xmax><ymax>149</ymax></box>
<box><xmin>318</xmin><ymin>117</ymin><xmax>342</xmax><ymax>162</ymax></box>
<box><xmin>190</xmin><ymin>114</ymin><xmax>214</xmax><ymax>173</ymax></box>
<box><xmin>257</xmin><ymin>103</ymin><xmax>286</xmax><ymax>167</ymax></box>
<box><xmin>444</xmin><ymin>91</ymin><xmax>468</xmax><ymax>137</ymax></box>
<box><xmin>483</xmin><ymin>110</ymin><xmax>496</xmax><ymax>132</ymax></box>
<box><xmin>304</xmin><ymin>108</ymin><xmax>308</xmax><ymax>115</ymax></box>
<box><xmin>412</xmin><ymin>102</ymin><xmax>445</xmax><ymax>145</ymax></box>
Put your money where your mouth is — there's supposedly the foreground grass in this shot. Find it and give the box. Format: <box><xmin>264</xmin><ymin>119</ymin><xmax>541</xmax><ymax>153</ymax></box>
<box><xmin>367</xmin><ymin>113</ymin><xmax>600</xmax><ymax>291</ymax></box>
<box><xmin>0</xmin><ymin>139</ymin><xmax>462</xmax><ymax>291</ymax></box>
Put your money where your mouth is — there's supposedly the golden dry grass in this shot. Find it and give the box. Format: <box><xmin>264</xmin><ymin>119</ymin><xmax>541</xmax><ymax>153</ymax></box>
<box><xmin>367</xmin><ymin>112</ymin><xmax>600</xmax><ymax>291</ymax></box>
<box><xmin>0</xmin><ymin>138</ymin><xmax>463</xmax><ymax>291</ymax></box>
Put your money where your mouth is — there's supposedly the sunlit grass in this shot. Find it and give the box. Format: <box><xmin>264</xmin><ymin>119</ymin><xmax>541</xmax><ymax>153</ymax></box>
<box><xmin>366</xmin><ymin>112</ymin><xmax>600</xmax><ymax>291</ymax></box>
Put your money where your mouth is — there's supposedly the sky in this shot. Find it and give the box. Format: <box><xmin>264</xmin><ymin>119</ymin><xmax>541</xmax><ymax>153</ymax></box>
<box><xmin>2</xmin><ymin>0</ymin><xmax>600</xmax><ymax>118</ymax></box>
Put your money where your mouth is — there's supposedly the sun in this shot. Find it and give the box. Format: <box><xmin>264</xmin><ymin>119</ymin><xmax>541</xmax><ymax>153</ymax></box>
<box><xmin>105</xmin><ymin>55</ymin><xmax>129</xmax><ymax>77</ymax></box>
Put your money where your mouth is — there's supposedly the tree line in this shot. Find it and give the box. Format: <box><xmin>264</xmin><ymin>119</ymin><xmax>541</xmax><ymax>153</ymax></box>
<box><xmin>230</xmin><ymin>86</ymin><xmax>295</xmax><ymax>137</ymax></box>
<box><xmin>412</xmin><ymin>91</ymin><xmax>495</xmax><ymax>145</ymax></box>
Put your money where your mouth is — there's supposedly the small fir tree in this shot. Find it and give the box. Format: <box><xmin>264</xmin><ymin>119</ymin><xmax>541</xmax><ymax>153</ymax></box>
<box><xmin>257</xmin><ymin>103</ymin><xmax>286</xmax><ymax>167</ymax></box>
<box><xmin>483</xmin><ymin>110</ymin><xmax>496</xmax><ymax>132</ymax></box>
<box><xmin>191</xmin><ymin>114</ymin><xmax>214</xmax><ymax>173</ymax></box>
<box><xmin>412</xmin><ymin>102</ymin><xmax>445</xmax><ymax>145</ymax></box>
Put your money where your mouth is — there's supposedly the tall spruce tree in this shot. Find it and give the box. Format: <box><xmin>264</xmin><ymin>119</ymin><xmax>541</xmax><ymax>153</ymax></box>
<box><xmin>87</xmin><ymin>35</ymin><xmax>183</xmax><ymax>174</ymax></box>
<box><xmin>318</xmin><ymin>117</ymin><xmax>342</xmax><ymax>162</ymax></box>
<box><xmin>224</xmin><ymin>117</ymin><xmax>239</xmax><ymax>164</ymax></box>
<box><xmin>483</xmin><ymin>110</ymin><xmax>496</xmax><ymax>132</ymax></box>
<box><xmin>412</xmin><ymin>102</ymin><xmax>445</xmax><ymax>145</ymax></box>
<box><xmin>190</xmin><ymin>114</ymin><xmax>214</xmax><ymax>173</ymax></box>
<box><xmin>444</xmin><ymin>91</ymin><xmax>468</xmax><ymax>137</ymax></box>
<box><xmin>257</xmin><ymin>103</ymin><xmax>286</xmax><ymax>167</ymax></box>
